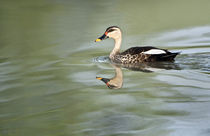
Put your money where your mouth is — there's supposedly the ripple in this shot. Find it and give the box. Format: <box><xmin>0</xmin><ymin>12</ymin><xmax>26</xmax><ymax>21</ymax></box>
<box><xmin>72</xmin><ymin>112</ymin><xmax>168</xmax><ymax>136</ymax></box>
<box><xmin>156</xmin><ymin>71</ymin><xmax>210</xmax><ymax>89</ymax></box>
<box><xmin>175</xmin><ymin>53</ymin><xmax>210</xmax><ymax>72</ymax></box>
<box><xmin>150</xmin><ymin>26</ymin><xmax>210</xmax><ymax>47</ymax></box>
<box><xmin>93</xmin><ymin>56</ymin><xmax>110</xmax><ymax>63</ymax></box>
<box><xmin>70</xmin><ymin>70</ymin><xmax>99</xmax><ymax>86</ymax></box>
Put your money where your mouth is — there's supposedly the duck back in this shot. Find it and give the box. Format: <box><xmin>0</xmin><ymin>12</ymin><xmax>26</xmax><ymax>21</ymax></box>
<box><xmin>112</xmin><ymin>46</ymin><xmax>179</xmax><ymax>64</ymax></box>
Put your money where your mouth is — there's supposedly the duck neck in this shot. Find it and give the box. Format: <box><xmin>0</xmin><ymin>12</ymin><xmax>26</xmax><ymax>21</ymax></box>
<box><xmin>115</xmin><ymin>66</ymin><xmax>123</xmax><ymax>82</ymax></box>
<box><xmin>109</xmin><ymin>65</ymin><xmax>123</xmax><ymax>89</ymax></box>
<box><xmin>109</xmin><ymin>36</ymin><xmax>122</xmax><ymax>59</ymax></box>
<box><xmin>110</xmin><ymin>66</ymin><xmax>123</xmax><ymax>88</ymax></box>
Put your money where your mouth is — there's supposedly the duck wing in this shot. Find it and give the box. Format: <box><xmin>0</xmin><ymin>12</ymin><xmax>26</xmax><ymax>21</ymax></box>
<box><xmin>120</xmin><ymin>46</ymin><xmax>169</xmax><ymax>55</ymax></box>
<box><xmin>118</xmin><ymin>46</ymin><xmax>179</xmax><ymax>62</ymax></box>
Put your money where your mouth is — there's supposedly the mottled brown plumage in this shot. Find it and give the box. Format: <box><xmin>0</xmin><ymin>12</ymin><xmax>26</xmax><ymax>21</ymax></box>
<box><xmin>112</xmin><ymin>46</ymin><xmax>179</xmax><ymax>64</ymax></box>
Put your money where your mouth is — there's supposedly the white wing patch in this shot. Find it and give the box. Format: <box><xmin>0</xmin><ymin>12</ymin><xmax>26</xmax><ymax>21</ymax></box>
<box><xmin>143</xmin><ymin>49</ymin><xmax>166</xmax><ymax>54</ymax></box>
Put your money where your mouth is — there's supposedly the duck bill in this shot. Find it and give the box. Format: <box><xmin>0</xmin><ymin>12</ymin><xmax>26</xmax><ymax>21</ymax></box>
<box><xmin>96</xmin><ymin>77</ymin><xmax>115</xmax><ymax>89</ymax></box>
<box><xmin>96</xmin><ymin>77</ymin><xmax>103</xmax><ymax>80</ymax></box>
<box><xmin>96</xmin><ymin>77</ymin><xmax>110</xmax><ymax>84</ymax></box>
<box><xmin>95</xmin><ymin>34</ymin><xmax>108</xmax><ymax>42</ymax></box>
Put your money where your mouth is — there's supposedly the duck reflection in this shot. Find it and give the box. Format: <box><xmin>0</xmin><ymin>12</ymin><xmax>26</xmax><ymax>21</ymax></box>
<box><xmin>122</xmin><ymin>61</ymin><xmax>181</xmax><ymax>72</ymax></box>
<box><xmin>96</xmin><ymin>62</ymin><xmax>180</xmax><ymax>89</ymax></box>
<box><xmin>96</xmin><ymin>64</ymin><xmax>123</xmax><ymax>89</ymax></box>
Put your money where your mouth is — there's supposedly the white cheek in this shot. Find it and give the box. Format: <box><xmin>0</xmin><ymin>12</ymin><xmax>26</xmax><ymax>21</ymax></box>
<box><xmin>143</xmin><ymin>49</ymin><xmax>166</xmax><ymax>54</ymax></box>
<box><xmin>109</xmin><ymin>32</ymin><xmax>120</xmax><ymax>38</ymax></box>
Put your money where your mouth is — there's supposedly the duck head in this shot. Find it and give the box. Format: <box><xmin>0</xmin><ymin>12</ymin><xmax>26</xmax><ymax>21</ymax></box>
<box><xmin>95</xmin><ymin>26</ymin><xmax>122</xmax><ymax>42</ymax></box>
<box><xmin>96</xmin><ymin>77</ymin><xmax>121</xmax><ymax>89</ymax></box>
<box><xmin>96</xmin><ymin>65</ymin><xmax>123</xmax><ymax>89</ymax></box>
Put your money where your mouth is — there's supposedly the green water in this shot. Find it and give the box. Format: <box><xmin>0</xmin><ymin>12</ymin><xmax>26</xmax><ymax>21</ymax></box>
<box><xmin>0</xmin><ymin>0</ymin><xmax>210</xmax><ymax>136</ymax></box>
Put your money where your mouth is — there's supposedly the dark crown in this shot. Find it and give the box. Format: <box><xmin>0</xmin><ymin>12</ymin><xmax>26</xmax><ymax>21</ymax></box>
<box><xmin>106</xmin><ymin>26</ymin><xmax>120</xmax><ymax>33</ymax></box>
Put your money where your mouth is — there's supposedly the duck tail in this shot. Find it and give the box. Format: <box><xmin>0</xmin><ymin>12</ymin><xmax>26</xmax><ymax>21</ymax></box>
<box><xmin>160</xmin><ymin>52</ymin><xmax>181</xmax><ymax>61</ymax></box>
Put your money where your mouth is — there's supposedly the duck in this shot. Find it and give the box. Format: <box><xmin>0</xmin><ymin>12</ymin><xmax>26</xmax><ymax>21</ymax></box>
<box><xmin>95</xmin><ymin>26</ymin><xmax>180</xmax><ymax>64</ymax></box>
<box><xmin>96</xmin><ymin>64</ymin><xmax>123</xmax><ymax>89</ymax></box>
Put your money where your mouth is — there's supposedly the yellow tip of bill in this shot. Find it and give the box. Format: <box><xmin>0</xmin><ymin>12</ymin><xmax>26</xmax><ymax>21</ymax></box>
<box><xmin>95</xmin><ymin>39</ymin><xmax>101</xmax><ymax>42</ymax></box>
<box><xmin>96</xmin><ymin>77</ymin><xmax>102</xmax><ymax>80</ymax></box>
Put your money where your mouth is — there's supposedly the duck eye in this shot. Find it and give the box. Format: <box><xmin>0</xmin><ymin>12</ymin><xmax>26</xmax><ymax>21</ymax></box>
<box><xmin>107</xmin><ymin>29</ymin><xmax>115</xmax><ymax>33</ymax></box>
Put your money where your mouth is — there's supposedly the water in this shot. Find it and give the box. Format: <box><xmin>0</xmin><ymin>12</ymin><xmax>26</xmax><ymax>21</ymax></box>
<box><xmin>0</xmin><ymin>0</ymin><xmax>210</xmax><ymax>136</ymax></box>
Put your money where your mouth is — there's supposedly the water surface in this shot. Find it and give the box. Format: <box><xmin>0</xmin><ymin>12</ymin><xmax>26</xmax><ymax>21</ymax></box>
<box><xmin>0</xmin><ymin>0</ymin><xmax>210</xmax><ymax>136</ymax></box>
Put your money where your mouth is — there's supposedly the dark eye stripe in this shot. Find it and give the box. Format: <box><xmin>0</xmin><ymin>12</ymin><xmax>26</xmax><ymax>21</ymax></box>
<box><xmin>107</xmin><ymin>29</ymin><xmax>115</xmax><ymax>33</ymax></box>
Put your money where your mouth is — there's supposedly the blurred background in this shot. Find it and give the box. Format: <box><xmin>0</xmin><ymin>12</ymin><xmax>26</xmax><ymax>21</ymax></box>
<box><xmin>0</xmin><ymin>0</ymin><xmax>210</xmax><ymax>136</ymax></box>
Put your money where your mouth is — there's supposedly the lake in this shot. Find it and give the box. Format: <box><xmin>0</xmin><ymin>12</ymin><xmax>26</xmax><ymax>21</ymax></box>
<box><xmin>0</xmin><ymin>0</ymin><xmax>210</xmax><ymax>136</ymax></box>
